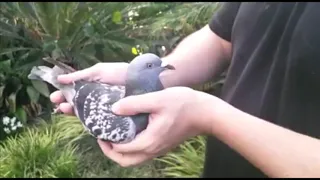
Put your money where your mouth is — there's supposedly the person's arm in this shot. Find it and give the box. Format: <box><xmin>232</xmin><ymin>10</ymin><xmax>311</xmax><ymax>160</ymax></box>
<box><xmin>160</xmin><ymin>2</ymin><xmax>241</xmax><ymax>88</ymax></box>
<box><xmin>202</xmin><ymin>96</ymin><xmax>320</xmax><ymax>178</ymax></box>
<box><xmin>160</xmin><ymin>25</ymin><xmax>231</xmax><ymax>88</ymax></box>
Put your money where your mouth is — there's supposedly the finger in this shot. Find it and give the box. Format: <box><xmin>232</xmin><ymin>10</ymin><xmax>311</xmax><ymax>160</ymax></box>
<box><xmin>59</xmin><ymin>102</ymin><xmax>74</xmax><ymax>115</ymax></box>
<box><xmin>97</xmin><ymin>140</ymin><xmax>149</xmax><ymax>167</ymax></box>
<box><xmin>111</xmin><ymin>130</ymin><xmax>150</xmax><ymax>154</ymax></box>
<box><xmin>50</xmin><ymin>91</ymin><xmax>66</xmax><ymax>104</ymax></box>
<box><xmin>57</xmin><ymin>66</ymin><xmax>98</xmax><ymax>84</ymax></box>
<box><xmin>112</xmin><ymin>92</ymin><xmax>163</xmax><ymax>116</ymax></box>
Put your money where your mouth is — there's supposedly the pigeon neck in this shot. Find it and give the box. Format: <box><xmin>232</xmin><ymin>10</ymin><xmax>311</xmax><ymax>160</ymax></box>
<box><xmin>124</xmin><ymin>77</ymin><xmax>164</xmax><ymax>97</ymax></box>
<box><xmin>124</xmin><ymin>84</ymin><xmax>143</xmax><ymax>97</ymax></box>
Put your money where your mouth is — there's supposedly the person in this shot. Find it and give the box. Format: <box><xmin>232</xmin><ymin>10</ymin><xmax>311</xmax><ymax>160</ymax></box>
<box><xmin>50</xmin><ymin>2</ymin><xmax>320</xmax><ymax>178</ymax></box>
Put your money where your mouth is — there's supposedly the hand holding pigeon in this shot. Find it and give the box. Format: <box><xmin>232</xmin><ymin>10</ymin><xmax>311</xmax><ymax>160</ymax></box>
<box><xmin>51</xmin><ymin>62</ymin><xmax>129</xmax><ymax>115</ymax></box>
<box><xmin>98</xmin><ymin>86</ymin><xmax>216</xmax><ymax>167</ymax></box>
<box><xmin>28</xmin><ymin>53</ymin><xmax>175</xmax><ymax>144</ymax></box>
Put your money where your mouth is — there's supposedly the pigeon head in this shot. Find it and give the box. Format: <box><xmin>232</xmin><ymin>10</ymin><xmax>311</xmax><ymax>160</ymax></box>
<box><xmin>125</xmin><ymin>53</ymin><xmax>175</xmax><ymax>96</ymax></box>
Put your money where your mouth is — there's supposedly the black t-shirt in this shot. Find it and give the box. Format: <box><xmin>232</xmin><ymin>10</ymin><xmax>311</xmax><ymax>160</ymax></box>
<box><xmin>203</xmin><ymin>2</ymin><xmax>320</xmax><ymax>178</ymax></box>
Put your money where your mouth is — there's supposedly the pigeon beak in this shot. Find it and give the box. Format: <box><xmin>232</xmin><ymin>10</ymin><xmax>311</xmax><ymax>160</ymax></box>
<box><xmin>161</xmin><ymin>61</ymin><xmax>175</xmax><ymax>70</ymax></box>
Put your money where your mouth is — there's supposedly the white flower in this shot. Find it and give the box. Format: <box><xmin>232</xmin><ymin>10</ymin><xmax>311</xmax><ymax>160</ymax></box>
<box><xmin>10</xmin><ymin>117</ymin><xmax>16</xmax><ymax>127</ymax></box>
<box><xmin>11</xmin><ymin>126</ymin><xmax>17</xmax><ymax>131</ymax></box>
<box><xmin>2</xmin><ymin>116</ymin><xmax>10</xmax><ymax>125</ymax></box>
<box><xmin>128</xmin><ymin>10</ymin><xmax>134</xmax><ymax>17</ymax></box>
<box><xmin>128</xmin><ymin>10</ymin><xmax>139</xmax><ymax>18</ymax></box>
<box><xmin>17</xmin><ymin>121</ymin><xmax>23</xmax><ymax>128</ymax></box>
<box><xmin>4</xmin><ymin>127</ymin><xmax>10</xmax><ymax>134</ymax></box>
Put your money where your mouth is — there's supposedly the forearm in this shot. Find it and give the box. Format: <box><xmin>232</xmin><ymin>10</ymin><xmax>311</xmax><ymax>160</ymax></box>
<box><xmin>160</xmin><ymin>25</ymin><xmax>231</xmax><ymax>88</ymax></box>
<box><xmin>206</xmin><ymin>97</ymin><xmax>320</xmax><ymax>178</ymax></box>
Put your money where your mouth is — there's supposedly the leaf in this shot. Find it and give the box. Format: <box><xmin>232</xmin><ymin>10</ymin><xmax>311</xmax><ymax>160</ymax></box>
<box><xmin>51</xmin><ymin>47</ymin><xmax>63</xmax><ymax>60</ymax></box>
<box><xmin>83</xmin><ymin>23</ymin><xmax>95</xmax><ymax>37</ymax></box>
<box><xmin>131</xmin><ymin>47</ymin><xmax>138</xmax><ymax>55</ymax></box>
<box><xmin>0</xmin><ymin>85</ymin><xmax>5</xmax><ymax>97</ymax></box>
<box><xmin>15</xmin><ymin>106</ymin><xmax>28</xmax><ymax>124</ymax></box>
<box><xmin>0</xmin><ymin>85</ymin><xmax>5</xmax><ymax>108</ymax></box>
<box><xmin>112</xmin><ymin>11</ymin><xmax>122</xmax><ymax>24</ymax></box>
<box><xmin>81</xmin><ymin>44</ymin><xmax>96</xmax><ymax>57</ymax></box>
<box><xmin>42</xmin><ymin>41</ymin><xmax>56</xmax><ymax>53</ymax></box>
<box><xmin>0</xmin><ymin>60</ymin><xmax>11</xmax><ymax>71</ymax></box>
<box><xmin>31</xmin><ymin>80</ymin><xmax>50</xmax><ymax>97</ymax></box>
<box><xmin>6</xmin><ymin>92</ymin><xmax>17</xmax><ymax>113</ymax></box>
<box><xmin>0</xmin><ymin>47</ymin><xmax>33</xmax><ymax>56</ymax></box>
<box><xmin>26</xmin><ymin>86</ymin><xmax>40</xmax><ymax>103</ymax></box>
<box><xmin>5</xmin><ymin>83</ymin><xmax>22</xmax><ymax>113</ymax></box>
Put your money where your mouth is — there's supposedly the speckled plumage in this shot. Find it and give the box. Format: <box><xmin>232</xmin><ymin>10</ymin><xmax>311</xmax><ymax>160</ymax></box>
<box><xmin>72</xmin><ymin>81</ymin><xmax>136</xmax><ymax>143</ymax></box>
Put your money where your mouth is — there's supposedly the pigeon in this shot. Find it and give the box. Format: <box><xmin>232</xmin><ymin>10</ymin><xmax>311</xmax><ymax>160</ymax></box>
<box><xmin>27</xmin><ymin>53</ymin><xmax>175</xmax><ymax>144</ymax></box>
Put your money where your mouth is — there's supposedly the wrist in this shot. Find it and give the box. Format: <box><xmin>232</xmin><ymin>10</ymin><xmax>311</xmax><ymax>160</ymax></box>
<box><xmin>189</xmin><ymin>91</ymin><xmax>220</xmax><ymax>135</ymax></box>
<box><xmin>192</xmin><ymin>91</ymin><xmax>237</xmax><ymax>135</ymax></box>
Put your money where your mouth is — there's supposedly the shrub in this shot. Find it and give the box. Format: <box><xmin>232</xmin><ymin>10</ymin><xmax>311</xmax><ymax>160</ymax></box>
<box><xmin>0</xmin><ymin>115</ymin><xmax>86</xmax><ymax>178</ymax></box>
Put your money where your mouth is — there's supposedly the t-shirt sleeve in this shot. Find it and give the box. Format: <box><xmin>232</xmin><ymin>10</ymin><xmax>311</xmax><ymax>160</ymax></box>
<box><xmin>209</xmin><ymin>2</ymin><xmax>241</xmax><ymax>42</ymax></box>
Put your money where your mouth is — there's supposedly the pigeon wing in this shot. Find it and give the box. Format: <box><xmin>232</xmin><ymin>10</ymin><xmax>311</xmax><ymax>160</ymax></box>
<box><xmin>73</xmin><ymin>81</ymin><xmax>137</xmax><ymax>143</ymax></box>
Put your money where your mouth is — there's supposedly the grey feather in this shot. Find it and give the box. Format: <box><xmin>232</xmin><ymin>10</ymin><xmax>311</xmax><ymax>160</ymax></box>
<box><xmin>27</xmin><ymin>53</ymin><xmax>175</xmax><ymax>144</ymax></box>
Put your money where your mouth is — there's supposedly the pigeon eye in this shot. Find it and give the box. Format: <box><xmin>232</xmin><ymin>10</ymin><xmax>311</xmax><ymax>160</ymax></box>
<box><xmin>146</xmin><ymin>63</ymin><xmax>153</xmax><ymax>68</ymax></box>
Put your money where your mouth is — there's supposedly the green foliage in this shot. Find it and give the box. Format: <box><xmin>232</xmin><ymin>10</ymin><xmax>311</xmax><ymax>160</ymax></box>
<box><xmin>0</xmin><ymin>115</ymin><xmax>84</xmax><ymax>178</ymax></box>
<box><xmin>156</xmin><ymin>136</ymin><xmax>206</xmax><ymax>178</ymax></box>
<box><xmin>0</xmin><ymin>62</ymin><xmax>50</xmax><ymax>123</ymax></box>
<box><xmin>0</xmin><ymin>113</ymin><xmax>163</xmax><ymax>178</ymax></box>
<box><xmin>0</xmin><ymin>2</ymin><xmax>140</xmax><ymax>69</ymax></box>
<box><xmin>0</xmin><ymin>51</ymin><xmax>51</xmax><ymax>140</ymax></box>
<box><xmin>0</xmin><ymin>2</ymin><xmax>143</xmax><ymax>139</ymax></box>
<box><xmin>144</xmin><ymin>2</ymin><xmax>220</xmax><ymax>37</ymax></box>
<box><xmin>124</xmin><ymin>2</ymin><xmax>220</xmax><ymax>57</ymax></box>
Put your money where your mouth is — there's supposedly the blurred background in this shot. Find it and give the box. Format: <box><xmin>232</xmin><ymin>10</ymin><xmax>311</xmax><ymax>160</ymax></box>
<box><xmin>0</xmin><ymin>2</ymin><xmax>225</xmax><ymax>178</ymax></box>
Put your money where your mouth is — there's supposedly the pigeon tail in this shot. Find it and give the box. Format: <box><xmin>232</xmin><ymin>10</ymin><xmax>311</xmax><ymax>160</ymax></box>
<box><xmin>28</xmin><ymin>65</ymin><xmax>76</xmax><ymax>106</ymax></box>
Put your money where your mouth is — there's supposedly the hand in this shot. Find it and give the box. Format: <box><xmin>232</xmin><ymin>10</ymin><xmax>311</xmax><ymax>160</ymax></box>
<box><xmin>50</xmin><ymin>62</ymin><xmax>129</xmax><ymax>114</ymax></box>
<box><xmin>98</xmin><ymin>86</ymin><xmax>216</xmax><ymax>167</ymax></box>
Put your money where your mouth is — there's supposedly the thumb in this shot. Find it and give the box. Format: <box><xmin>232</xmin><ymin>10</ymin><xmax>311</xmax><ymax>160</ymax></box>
<box><xmin>112</xmin><ymin>93</ymin><xmax>162</xmax><ymax>116</ymax></box>
<box><xmin>57</xmin><ymin>67</ymin><xmax>98</xmax><ymax>84</ymax></box>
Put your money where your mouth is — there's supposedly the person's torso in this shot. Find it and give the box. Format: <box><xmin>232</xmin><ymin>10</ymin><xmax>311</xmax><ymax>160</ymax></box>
<box><xmin>203</xmin><ymin>2</ymin><xmax>320</xmax><ymax>177</ymax></box>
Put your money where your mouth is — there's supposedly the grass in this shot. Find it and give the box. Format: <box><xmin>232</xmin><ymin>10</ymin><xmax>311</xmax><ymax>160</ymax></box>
<box><xmin>156</xmin><ymin>136</ymin><xmax>206</xmax><ymax>178</ymax></box>
<box><xmin>0</xmin><ymin>114</ymin><xmax>205</xmax><ymax>178</ymax></box>
<box><xmin>0</xmin><ymin>114</ymin><xmax>164</xmax><ymax>178</ymax></box>
<box><xmin>0</xmin><ymin>123</ymin><xmax>81</xmax><ymax>178</ymax></box>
